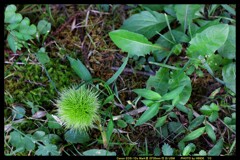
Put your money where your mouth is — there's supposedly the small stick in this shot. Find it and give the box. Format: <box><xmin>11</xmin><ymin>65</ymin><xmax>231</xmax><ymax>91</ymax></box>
<box><xmin>111</xmin><ymin>67</ymin><xmax>155</xmax><ymax>76</ymax></box>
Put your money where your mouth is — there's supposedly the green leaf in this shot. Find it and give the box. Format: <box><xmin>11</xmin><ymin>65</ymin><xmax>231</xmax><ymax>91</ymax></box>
<box><xmin>67</xmin><ymin>56</ymin><xmax>92</xmax><ymax>82</ymax></box>
<box><xmin>83</xmin><ymin>149</ymin><xmax>116</xmax><ymax>156</ymax></box>
<box><xmin>123</xmin><ymin>114</ymin><xmax>134</xmax><ymax>124</ymax></box>
<box><xmin>43</xmin><ymin>134</ymin><xmax>62</xmax><ymax>145</ymax></box>
<box><xmin>147</xmin><ymin>68</ymin><xmax>169</xmax><ymax>95</ymax></box>
<box><xmin>200</xmin><ymin>105</ymin><xmax>212</xmax><ymax>116</ymax></box>
<box><xmin>12</xmin><ymin>106</ymin><xmax>25</xmax><ymax>119</ymax></box>
<box><xmin>18</xmin><ymin>17</ymin><xmax>36</xmax><ymax>40</ymax></box>
<box><xmin>64</xmin><ymin>129</ymin><xmax>90</xmax><ymax>144</ymax></box>
<box><xmin>155</xmin><ymin>115</ymin><xmax>168</xmax><ymax>128</ymax></box>
<box><xmin>32</xmin><ymin>131</ymin><xmax>46</xmax><ymax>142</ymax></box>
<box><xmin>162</xmin><ymin>143</ymin><xmax>173</xmax><ymax>156</ymax></box>
<box><xmin>181</xmin><ymin>127</ymin><xmax>205</xmax><ymax>142</ymax></box>
<box><xmin>199</xmin><ymin>150</ymin><xmax>207</xmax><ymax>156</ymax></box>
<box><xmin>106</xmin><ymin>119</ymin><xmax>114</xmax><ymax>142</ymax></box>
<box><xmin>168</xmin><ymin>71</ymin><xmax>192</xmax><ymax>105</ymax></box>
<box><xmin>7</xmin><ymin>34</ymin><xmax>17</xmax><ymax>54</ymax></box>
<box><xmin>222</xmin><ymin>62</ymin><xmax>236</xmax><ymax>94</ymax></box>
<box><xmin>9</xmin><ymin>131</ymin><xmax>35</xmax><ymax>152</ymax></box>
<box><xmin>174</xmin><ymin>5</ymin><xmax>203</xmax><ymax>32</ymax></box>
<box><xmin>187</xmin><ymin>24</ymin><xmax>229</xmax><ymax>58</ymax></box>
<box><xmin>188</xmin><ymin>115</ymin><xmax>205</xmax><ymax>131</ymax></box>
<box><xmin>168</xmin><ymin>122</ymin><xmax>185</xmax><ymax>134</ymax></box>
<box><xmin>209</xmin><ymin>103</ymin><xmax>219</xmax><ymax>111</ymax></box>
<box><xmin>36</xmin><ymin>47</ymin><xmax>50</xmax><ymax>64</ymax></box>
<box><xmin>208</xmin><ymin>111</ymin><xmax>219</xmax><ymax>122</ymax></box>
<box><xmin>117</xmin><ymin>120</ymin><xmax>127</xmax><ymax>128</ymax></box>
<box><xmin>161</xmin><ymin>86</ymin><xmax>184</xmax><ymax>101</ymax></box>
<box><xmin>47</xmin><ymin>114</ymin><xmax>62</xmax><ymax>129</ymax></box>
<box><xmin>109</xmin><ymin>29</ymin><xmax>162</xmax><ymax>57</ymax></box>
<box><xmin>208</xmin><ymin>138</ymin><xmax>224</xmax><ymax>156</ymax></box>
<box><xmin>4</xmin><ymin>5</ymin><xmax>23</xmax><ymax>24</ymax></box>
<box><xmin>106</xmin><ymin>56</ymin><xmax>128</xmax><ymax>85</ymax></box>
<box><xmin>206</xmin><ymin>124</ymin><xmax>216</xmax><ymax>143</ymax></box>
<box><xmin>135</xmin><ymin>103</ymin><xmax>160</xmax><ymax>126</ymax></box>
<box><xmin>35</xmin><ymin>143</ymin><xmax>60</xmax><ymax>156</ymax></box>
<box><xmin>154</xmin><ymin>147</ymin><xmax>161</xmax><ymax>156</ymax></box>
<box><xmin>103</xmin><ymin>94</ymin><xmax>114</xmax><ymax>105</ymax></box>
<box><xmin>182</xmin><ymin>143</ymin><xmax>196</xmax><ymax>156</ymax></box>
<box><xmin>37</xmin><ymin>20</ymin><xmax>51</xmax><ymax>35</ymax></box>
<box><xmin>121</xmin><ymin>11</ymin><xmax>174</xmax><ymax>39</ymax></box>
<box><xmin>133</xmin><ymin>88</ymin><xmax>161</xmax><ymax>101</ymax></box>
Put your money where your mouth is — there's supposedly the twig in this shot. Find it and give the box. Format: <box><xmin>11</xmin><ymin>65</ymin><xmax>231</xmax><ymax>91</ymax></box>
<box><xmin>111</xmin><ymin>106</ymin><xmax>148</xmax><ymax>121</ymax></box>
<box><xmin>111</xmin><ymin>67</ymin><xmax>155</xmax><ymax>76</ymax></box>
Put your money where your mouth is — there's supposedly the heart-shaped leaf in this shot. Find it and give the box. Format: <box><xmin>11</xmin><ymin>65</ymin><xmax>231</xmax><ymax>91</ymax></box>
<box><xmin>4</xmin><ymin>5</ymin><xmax>23</xmax><ymax>24</ymax></box>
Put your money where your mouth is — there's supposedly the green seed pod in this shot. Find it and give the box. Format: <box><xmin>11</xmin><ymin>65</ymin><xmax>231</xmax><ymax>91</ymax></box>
<box><xmin>56</xmin><ymin>85</ymin><xmax>100</xmax><ymax>131</ymax></box>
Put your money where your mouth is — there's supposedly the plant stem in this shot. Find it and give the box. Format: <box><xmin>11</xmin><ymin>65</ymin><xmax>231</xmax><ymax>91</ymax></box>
<box><xmin>149</xmin><ymin>61</ymin><xmax>181</xmax><ymax>70</ymax></box>
<box><xmin>96</xmin><ymin>119</ymin><xmax>108</xmax><ymax>148</ymax></box>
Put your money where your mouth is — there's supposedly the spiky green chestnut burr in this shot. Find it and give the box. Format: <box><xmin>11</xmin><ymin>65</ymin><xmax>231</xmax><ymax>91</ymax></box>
<box><xmin>56</xmin><ymin>85</ymin><xmax>100</xmax><ymax>131</ymax></box>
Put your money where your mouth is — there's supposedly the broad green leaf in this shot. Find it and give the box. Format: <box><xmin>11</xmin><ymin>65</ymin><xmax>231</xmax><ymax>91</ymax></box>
<box><xmin>32</xmin><ymin>131</ymin><xmax>46</xmax><ymax>142</ymax></box>
<box><xmin>123</xmin><ymin>114</ymin><xmax>134</xmax><ymax>124</ymax></box>
<box><xmin>141</xmin><ymin>5</ymin><xmax>165</xmax><ymax>11</ymax></box>
<box><xmin>64</xmin><ymin>129</ymin><xmax>90</xmax><ymax>144</ymax></box>
<box><xmin>133</xmin><ymin>88</ymin><xmax>161</xmax><ymax>100</ymax></box>
<box><xmin>135</xmin><ymin>103</ymin><xmax>160</xmax><ymax>126</ymax></box>
<box><xmin>7</xmin><ymin>34</ymin><xmax>17</xmax><ymax>54</ymax></box>
<box><xmin>168</xmin><ymin>71</ymin><xmax>192</xmax><ymax>105</ymax></box>
<box><xmin>222</xmin><ymin>62</ymin><xmax>236</xmax><ymax>94</ymax></box>
<box><xmin>9</xmin><ymin>131</ymin><xmax>35</xmax><ymax>152</ymax></box>
<box><xmin>188</xmin><ymin>115</ymin><xmax>205</xmax><ymax>131</ymax></box>
<box><xmin>67</xmin><ymin>56</ymin><xmax>92</xmax><ymax>82</ymax></box>
<box><xmin>168</xmin><ymin>122</ymin><xmax>185</xmax><ymax>134</ymax></box>
<box><xmin>206</xmin><ymin>124</ymin><xmax>216</xmax><ymax>143</ymax></box>
<box><xmin>183</xmin><ymin>143</ymin><xmax>196</xmax><ymax>156</ymax></box>
<box><xmin>35</xmin><ymin>143</ymin><xmax>60</xmax><ymax>156</ymax></box>
<box><xmin>207</xmin><ymin>54</ymin><xmax>223</xmax><ymax>72</ymax></box>
<box><xmin>209</xmin><ymin>103</ymin><xmax>219</xmax><ymax>111</ymax></box>
<box><xmin>12</xmin><ymin>106</ymin><xmax>25</xmax><ymax>119</ymax></box>
<box><xmin>37</xmin><ymin>20</ymin><xmax>51</xmax><ymax>35</ymax></box>
<box><xmin>117</xmin><ymin>120</ymin><xmax>127</xmax><ymax>128</ymax></box>
<box><xmin>121</xmin><ymin>11</ymin><xmax>174</xmax><ymax>39</ymax></box>
<box><xmin>36</xmin><ymin>47</ymin><xmax>50</xmax><ymax>64</ymax></box>
<box><xmin>155</xmin><ymin>115</ymin><xmax>168</xmax><ymax>128</ymax></box>
<box><xmin>221</xmin><ymin>4</ymin><xmax>236</xmax><ymax>15</ymax></box>
<box><xmin>208</xmin><ymin>138</ymin><xmax>224</xmax><ymax>156</ymax></box>
<box><xmin>174</xmin><ymin>5</ymin><xmax>203</xmax><ymax>32</ymax></box>
<box><xmin>218</xmin><ymin>25</ymin><xmax>235</xmax><ymax>59</ymax></box>
<box><xmin>200</xmin><ymin>105</ymin><xmax>212</xmax><ymax>116</ymax></box>
<box><xmin>42</xmin><ymin>134</ymin><xmax>62</xmax><ymax>145</ymax></box>
<box><xmin>162</xmin><ymin>143</ymin><xmax>173</xmax><ymax>156</ymax></box>
<box><xmin>181</xmin><ymin>127</ymin><xmax>205</xmax><ymax>142</ymax></box>
<box><xmin>187</xmin><ymin>24</ymin><xmax>229</xmax><ymax>58</ymax></box>
<box><xmin>106</xmin><ymin>56</ymin><xmax>128</xmax><ymax>85</ymax></box>
<box><xmin>109</xmin><ymin>29</ymin><xmax>162</xmax><ymax>57</ymax></box>
<box><xmin>147</xmin><ymin>68</ymin><xmax>169</xmax><ymax>95</ymax></box>
<box><xmin>83</xmin><ymin>149</ymin><xmax>116</xmax><ymax>156</ymax></box>
<box><xmin>176</xmin><ymin>104</ymin><xmax>189</xmax><ymax>114</ymax></box>
<box><xmin>141</xmin><ymin>100</ymin><xmax>154</xmax><ymax>107</ymax></box>
<box><xmin>106</xmin><ymin>119</ymin><xmax>114</xmax><ymax>142</ymax></box>
<box><xmin>161</xmin><ymin>86</ymin><xmax>184</xmax><ymax>101</ymax></box>
<box><xmin>18</xmin><ymin>17</ymin><xmax>36</xmax><ymax>40</ymax></box>
<box><xmin>208</xmin><ymin>112</ymin><xmax>219</xmax><ymax>122</ymax></box>
<box><xmin>195</xmin><ymin>19</ymin><xmax>220</xmax><ymax>35</ymax></box>
<box><xmin>153</xmin><ymin>30</ymin><xmax>190</xmax><ymax>62</ymax></box>
<box><xmin>4</xmin><ymin>5</ymin><xmax>23</xmax><ymax>24</ymax></box>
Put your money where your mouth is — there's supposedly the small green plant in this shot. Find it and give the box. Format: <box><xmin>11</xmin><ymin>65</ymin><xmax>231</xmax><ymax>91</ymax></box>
<box><xmin>56</xmin><ymin>85</ymin><xmax>100</xmax><ymax>131</ymax></box>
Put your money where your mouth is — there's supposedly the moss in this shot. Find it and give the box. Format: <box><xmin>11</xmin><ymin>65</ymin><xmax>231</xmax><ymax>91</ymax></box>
<box><xmin>4</xmin><ymin>57</ymin><xmax>80</xmax><ymax>108</ymax></box>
